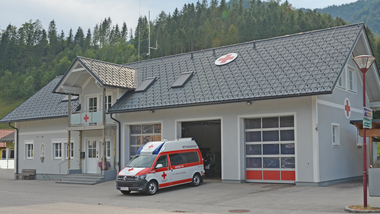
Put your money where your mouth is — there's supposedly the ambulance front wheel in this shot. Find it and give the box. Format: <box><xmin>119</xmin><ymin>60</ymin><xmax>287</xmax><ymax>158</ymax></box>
<box><xmin>191</xmin><ymin>173</ymin><xmax>201</xmax><ymax>186</ymax></box>
<box><xmin>146</xmin><ymin>180</ymin><xmax>158</xmax><ymax>195</ymax></box>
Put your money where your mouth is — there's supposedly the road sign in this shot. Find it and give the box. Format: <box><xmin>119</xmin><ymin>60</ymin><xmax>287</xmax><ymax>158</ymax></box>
<box><xmin>363</xmin><ymin>117</ymin><xmax>372</xmax><ymax>129</ymax></box>
<box><xmin>364</xmin><ymin>107</ymin><xmax>373</xmax><ymax>119</ymax></box>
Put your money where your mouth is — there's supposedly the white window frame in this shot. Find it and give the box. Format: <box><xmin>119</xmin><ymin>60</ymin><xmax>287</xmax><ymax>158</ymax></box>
<box><xmin>347</xmin><ymin>66</ymin><xmax>356</xmax><ymax>93</ymax></box>
<box><xmin>105</xmin><ymin>94</ymin><xmax>112</xmax><ymax>110</ymax></box>
<box><xmin>332</xmin><ymin>123</ymin><xmax>340</xmax><ymax>146</ymax></box>
<box><xmin>87</xmin><ymin>96</ymin><xmax>98</xmax><ymax>112</ymax></box>
<box><xmin>25</xmin><ymin>141</ymin><xmax>34</xmax><ymax>160</ymax></box>
<box><xmin>105</xmin><ymin>140</ymin><xmax>111</xmax><ymax>160</ymax></box>
<box><xmin>52</xmin><ymin>141</ymin><xmax>62</xmax><ymax>159</ymax></box>
<box><xmin>64</xmin><ymin>140</ymin><xmax>74</xmax><ymax>159</ymax></box>
<box><xmin>336</xmin><ymin>70</ymin><xmax>345</xmax><ymax>89</ymax></box>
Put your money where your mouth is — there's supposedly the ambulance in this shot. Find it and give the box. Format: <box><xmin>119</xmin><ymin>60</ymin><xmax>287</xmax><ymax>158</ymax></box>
<box><xmin>116</xmin><ymin>138</ymin><xmax>205</xmax><ymax>195</ymax></box>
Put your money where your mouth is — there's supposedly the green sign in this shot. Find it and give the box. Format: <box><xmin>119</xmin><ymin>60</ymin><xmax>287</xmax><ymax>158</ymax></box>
<box><xmin>363</xmin><ymin>117</ymin><xmax>372</xmax><ymax>129</ymax></box>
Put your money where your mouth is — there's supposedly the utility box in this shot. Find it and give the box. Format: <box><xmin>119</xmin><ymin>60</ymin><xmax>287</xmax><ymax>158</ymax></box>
<box><xmin>369</xmin><ymin>168</ymin><xmax>380</xmax><ymax>208</ymax></box>
<box><xmin>369</xmin><ymin>168</ymin><xmax>380</xmax><ymax>196</ymax></box>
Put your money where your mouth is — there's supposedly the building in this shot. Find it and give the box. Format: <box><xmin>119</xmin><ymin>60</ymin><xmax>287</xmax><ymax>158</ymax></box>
<box><xmin>1</xmin><ymin>23</ymin><xmax>379</xmax><ymax>186</ymax></box>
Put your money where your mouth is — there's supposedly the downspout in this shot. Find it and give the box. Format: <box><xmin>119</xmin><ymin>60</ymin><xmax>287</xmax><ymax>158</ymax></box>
<box><xmin>110</xmin><ymin>113</ymin><xmax>121</xmax><ymax>171</ymax></box>
<box><xmin>9</xmin><ymin>122</ymin><xmax>18</xmax><ymax>179</ymax></box>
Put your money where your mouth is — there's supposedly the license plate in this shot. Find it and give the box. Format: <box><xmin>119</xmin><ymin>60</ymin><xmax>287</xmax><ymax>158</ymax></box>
<box><xmin>120</xmin><ymin>187</ymin><xmax>129</xmax><ymax>191</ymax></box>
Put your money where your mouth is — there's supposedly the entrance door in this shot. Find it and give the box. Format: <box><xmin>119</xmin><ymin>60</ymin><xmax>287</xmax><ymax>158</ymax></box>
<box><xmin>86</xmin><ymin>139</ymin><xmax>100</xmax><ymax>173</ymax></box>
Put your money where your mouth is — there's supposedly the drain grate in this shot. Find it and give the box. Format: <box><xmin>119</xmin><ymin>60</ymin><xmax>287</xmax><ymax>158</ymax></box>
<box><xmin>228</xmin><ymin>209</ymin><xmax>250</xmax><ymax>213</ymax></box>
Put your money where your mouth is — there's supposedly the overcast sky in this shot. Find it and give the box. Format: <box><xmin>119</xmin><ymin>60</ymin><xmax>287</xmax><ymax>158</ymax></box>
<box><xmin>0</xmin><ymin>0</ymin><xmax>357</xmax><ymax>35</ymax></box>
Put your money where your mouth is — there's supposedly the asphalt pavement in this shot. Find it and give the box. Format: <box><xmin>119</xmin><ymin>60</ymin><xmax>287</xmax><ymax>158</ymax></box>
<box><xmin>0</xmin><ymin>178</ymin><xmax>364</xmax><ymax>213</ymax></box>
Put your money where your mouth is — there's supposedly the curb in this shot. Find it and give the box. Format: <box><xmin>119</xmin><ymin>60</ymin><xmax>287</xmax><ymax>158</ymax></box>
<box><xmin>345</xmin><ymin>206</ymin><xmax>380</xmax><ymax>213</ymax></box>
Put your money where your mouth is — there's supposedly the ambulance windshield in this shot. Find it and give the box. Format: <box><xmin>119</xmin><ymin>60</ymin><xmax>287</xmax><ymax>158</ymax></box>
<box><xmin>127</xmin><ymin>155</ymin><xmax>157</xmax><ymax>168</ymax></box>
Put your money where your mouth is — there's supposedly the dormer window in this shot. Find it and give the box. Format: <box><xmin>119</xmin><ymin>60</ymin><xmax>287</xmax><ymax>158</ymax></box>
<box><xmin>135</xmin><ymin>77</ymin><xmax>156</xmax><ymax>92</ymax></box>
<box><xmin>61</xmin><ymin>95</ymin><xmax>79</xmax><ymax>102</ymax></box>
<box><xmin>171</xmin><ymin>72</ymin><xmax>193</xmax><ymax>88</ymax></box>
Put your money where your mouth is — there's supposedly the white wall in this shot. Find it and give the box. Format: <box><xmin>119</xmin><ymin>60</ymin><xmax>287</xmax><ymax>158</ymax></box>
<box><xmin>116</xmin><ymin>96</ymin><xmax>314</xmax><ymax>183</ymax></box>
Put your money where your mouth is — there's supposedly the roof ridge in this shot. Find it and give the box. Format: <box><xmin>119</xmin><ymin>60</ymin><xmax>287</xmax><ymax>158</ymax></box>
<box><xmin>77</xmin><ymin>56</ymin><xmax>131</xmax><ymax>68</ymax></box>
<box><xmin>124</xmin><ymin>23</ymin><xmax>364</xmax><ymax>66</ymax></box>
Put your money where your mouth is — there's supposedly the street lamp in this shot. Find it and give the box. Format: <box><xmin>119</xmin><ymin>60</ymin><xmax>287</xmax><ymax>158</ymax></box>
<box><xmin>353</xmin><ymin>55</ymin><xmax>376</xmax><ymax>208</ymax></box>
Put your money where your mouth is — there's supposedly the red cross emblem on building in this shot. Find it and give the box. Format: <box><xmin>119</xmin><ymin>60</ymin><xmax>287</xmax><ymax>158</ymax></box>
<box><xmin>162</xmin><ymin>172</ymin><xmax>167</xmax><ymax>179</ymax></box>
<box><xmin>344</xmin><ymin>98</ymin><xmax>351</xmax><ymax>119</ymax></box>
<box><xmin>215</xmin><ymin>53</ymin><xmax>238</xmax><ymax>66</ymax></box>
<box><xmin>128</xmin><ymin>168</ymin><xmax>134</xmax><ymax>172</ymax></box>
<box><xmin>83</xmin><ymin>114</ymin><xmax>89</xmax><ymax>122</ymax></box>
<box><xmin>148</xmin><ymin>144</ymin><xmax>154</xmax><ymax>149</ymax></box>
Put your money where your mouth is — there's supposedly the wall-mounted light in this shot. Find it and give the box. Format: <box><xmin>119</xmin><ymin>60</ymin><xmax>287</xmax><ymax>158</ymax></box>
<box><xmin>150</xmin><ymin>110</ymin><xmax>155</xmax><ymax>114</ymax></box>
<box><xmin>246</xmin><ymin>101</ymin><xmax>252</xmax><ymax>106</ymax></box>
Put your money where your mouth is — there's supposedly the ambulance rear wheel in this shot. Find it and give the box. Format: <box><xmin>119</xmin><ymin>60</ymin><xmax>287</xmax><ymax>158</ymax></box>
<box><xmin>121</xmin><ymin>190</ymin><xmax>130</xmax><ymax>195</ymax></box>
<box><xmin>191</xmin><ymin>173</ymin><xmax>201</xmax><ymax>186</ymax></box>
<box><xmin>146</xmin><ymin>180</ymin><xmax>158</xmax><ymax>195</ymax></box>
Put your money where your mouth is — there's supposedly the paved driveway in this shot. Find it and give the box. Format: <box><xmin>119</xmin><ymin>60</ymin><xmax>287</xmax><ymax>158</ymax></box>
<box><xmin>0</xmin><ymin>179</ymin><xmax>363</xmax><ymax>213</ymax></box>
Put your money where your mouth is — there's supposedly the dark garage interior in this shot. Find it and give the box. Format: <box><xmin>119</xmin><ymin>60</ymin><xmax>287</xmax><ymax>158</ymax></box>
<box><xmin>181</xmin><ymin>120</ymin><xmax>221</xmax><ymax>179</ymax></box>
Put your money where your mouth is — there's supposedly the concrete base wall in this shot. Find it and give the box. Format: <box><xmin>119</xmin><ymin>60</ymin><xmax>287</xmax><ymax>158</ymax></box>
<box><xmin>295</xmin><ymin>176</ymin><xmax>362</xmax><ymax>187</ymax></box>
<box><xmin>0</xmin><ymin>169</ymin><xmax>14</xmax><ymax>179</ymax></box>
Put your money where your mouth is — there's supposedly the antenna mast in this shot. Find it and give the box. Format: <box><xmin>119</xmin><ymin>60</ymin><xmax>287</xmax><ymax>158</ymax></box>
<box><xmin>138</xmin><ymin>0</ymin><xmax>141</xmax><ymax>61</ymax></box>
<box><xmin>148</xmin><ymin>10</ymin><xmax>150</xmax><ymax>59</ymax></box>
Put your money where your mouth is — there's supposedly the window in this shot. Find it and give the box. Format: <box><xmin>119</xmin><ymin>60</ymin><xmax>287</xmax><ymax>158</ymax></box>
<box><xmin>89</xmin><ymin>97</ymin><xmax>97</xmax><ymax>112</ymax></box>
<box><xmin>245</xmin><ymin>116</ymin><xmax>295</xmax><ymax>181</ymax></box>
<box><xmin>10</xmin><ymin>149</ymin><xmax>14</xmax><ymax>159</ymax></box>
<box><xmin>347</xmin><ymin>67</ymin><xmax>356</xmax><ymax>92</ymax></box>
<box><xmin>337</xmin><ymin>70</ymin><xmax>345</xmax><ymax>89</ymax></box>
<box><xmin>105</xmin><ymin>95</ymin><xmax>112</xmax><ymax>110</ymax></box>
<box><xmin>332</xmin><ymin>124</ymin><xmax>340</xmax><ymax>146</ymax></box>
<box><xmin>169</xmin><ymin>152</ymin><xmax>199</xmax><ymax>166</ymax></box>
<box><xmin>25</xmin><ymin>142</ymin><xmax>34</xmax><ymax>159</ymax></box>
<box><xmin>155</xmin><ymin>155</ymin><xmax>168</xmax><ymax>168</ymax></box>
<box><xmin>1</xmin><ymin>150</ymin><xmax>5</xmax><ymax>159</ymax></box>
<box><xmin>130</xmin><ymin>124</ymin><xmax>161</xmax><ymax>156</ymax></box>
<box><xmin>53</xmin><ymin>142</ymin><xmax>62</xmax><ymax>159</ymax></box>
<box><xmin>171</xmin><ymin>72</ymin><xmax>193</xmax><ymax>88</ymax></box>
<box><xmin>135</xmin><ymin>77</ymin><xmax>156</xmax><ymax>92</ymax></box>
<box><xmin>64</xmin><ymin>141</ymin><xmax>74</xmax><ymax>159</ymax></box>
<box><xmin>106</xmin><ymin>140</ymin><xmax>111</xmax><ymax>159</ymax></box>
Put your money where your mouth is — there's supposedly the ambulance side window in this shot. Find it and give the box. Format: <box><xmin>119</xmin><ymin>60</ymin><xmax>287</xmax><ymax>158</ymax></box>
<box><xmin>156</xmin><ymin>155</ymin><xmax>168</xmax><ymax>168</ymax></box>
<box><xmin>169</xmin><ymin>153</ymin><xmax>185</xmax><ymax>166</ymax></box>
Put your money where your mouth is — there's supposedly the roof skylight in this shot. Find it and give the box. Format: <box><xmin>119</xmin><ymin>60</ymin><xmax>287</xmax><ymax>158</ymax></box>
<box><xmin>171</xmin><ymin>72</ymin><xmax>193</xmax><ymax>88</ymax></box>
<box><xmin>135</xmin><ymin>77</ymin><xmax>156</xmax><ymax>92</ymax></box>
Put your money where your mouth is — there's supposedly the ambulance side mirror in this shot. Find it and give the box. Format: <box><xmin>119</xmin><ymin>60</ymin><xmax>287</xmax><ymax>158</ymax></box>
<box><xmin>155</xmin><ymin>164</ymin><xmax>163</xmax><ymax>169</ymax></box>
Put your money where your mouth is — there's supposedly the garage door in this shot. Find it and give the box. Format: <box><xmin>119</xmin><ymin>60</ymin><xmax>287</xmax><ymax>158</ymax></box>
<box><xmin>245</xmin><ymin>116</ymin><xmax>295</xmax><ymax>182</ymax></box>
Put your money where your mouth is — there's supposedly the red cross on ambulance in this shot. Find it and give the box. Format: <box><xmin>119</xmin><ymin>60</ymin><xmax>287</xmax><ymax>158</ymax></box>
<box><xmin>162</xmin><ymin>172</ymin><xmax>167</xmax><ymax>179</ymax></box>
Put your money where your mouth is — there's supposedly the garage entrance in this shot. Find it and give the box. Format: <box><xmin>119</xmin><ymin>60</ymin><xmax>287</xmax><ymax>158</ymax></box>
<box><xmin>181</xmin><ymin>120</ymin><xmax>221</xmax><ymax>179</ymax></box>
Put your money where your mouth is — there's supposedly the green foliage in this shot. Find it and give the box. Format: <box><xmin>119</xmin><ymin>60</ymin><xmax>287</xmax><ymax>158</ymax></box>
<box><xmin>0</xmin><ymin>96</ymin><xmax>24</xmax><ymax>129</ymax></box>
<box><xmin>0</xmin><ymin>0</ymin><xmax>360</xmax><ymax>106</ymax></box>
<box><xmin>317</xmin><ymin>0</ymin><xmax>380</xmax><ymax>35</ymax></box>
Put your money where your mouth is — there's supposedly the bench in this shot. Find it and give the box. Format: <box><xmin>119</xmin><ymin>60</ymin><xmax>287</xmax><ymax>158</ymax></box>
<box><xmin>20</xmin><ymin>169</ymin><xmax>36</xmax><ymax>180</ymax></box>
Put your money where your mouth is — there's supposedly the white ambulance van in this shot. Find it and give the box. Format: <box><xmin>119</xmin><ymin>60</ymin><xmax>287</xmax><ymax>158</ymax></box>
<box><xmin>116</xmin><ymin>138</ymin><xmax>205</xmax><ymax>195</ymax></box>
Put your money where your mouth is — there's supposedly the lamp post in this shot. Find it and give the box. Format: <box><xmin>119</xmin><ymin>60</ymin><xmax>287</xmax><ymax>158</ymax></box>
<box><xmin>353</xmin><ymin>55</ymin><xmax>376</xmax><ymax>208</ymax></box>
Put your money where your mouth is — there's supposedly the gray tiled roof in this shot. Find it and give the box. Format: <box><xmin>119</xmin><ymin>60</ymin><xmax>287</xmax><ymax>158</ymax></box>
<box><xmin>0</xmin><ymin>131</ymin><xmax>14</xmax><ymax>142</ymax></box>
<box><xmin>0</xmin><ymin>76</ymin><xmax>79</xmax><ymax>123</ymax></box>
<box><xmin>110</xmin><ymin>23</ymin><xmax>364</xmax><ymax>113</ymax></box>
<box><xmin>77</xmin><ymin>57</ymin><xmax>135</xmax><ymax>89</ymax></box>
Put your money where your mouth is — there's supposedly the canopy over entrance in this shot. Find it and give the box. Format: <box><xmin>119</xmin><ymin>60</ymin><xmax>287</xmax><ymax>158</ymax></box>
<box><xmin>350</xmin><ymin>119</ymin><xmax>380</xmax><ymax>167</ymax></box>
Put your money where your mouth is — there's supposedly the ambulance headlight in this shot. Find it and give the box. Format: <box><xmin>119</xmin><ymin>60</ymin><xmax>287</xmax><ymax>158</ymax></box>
<box><xmin>134</xmin><ymin>175</ymin><xmax>146</xmax><ymax>180</ymax></box>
